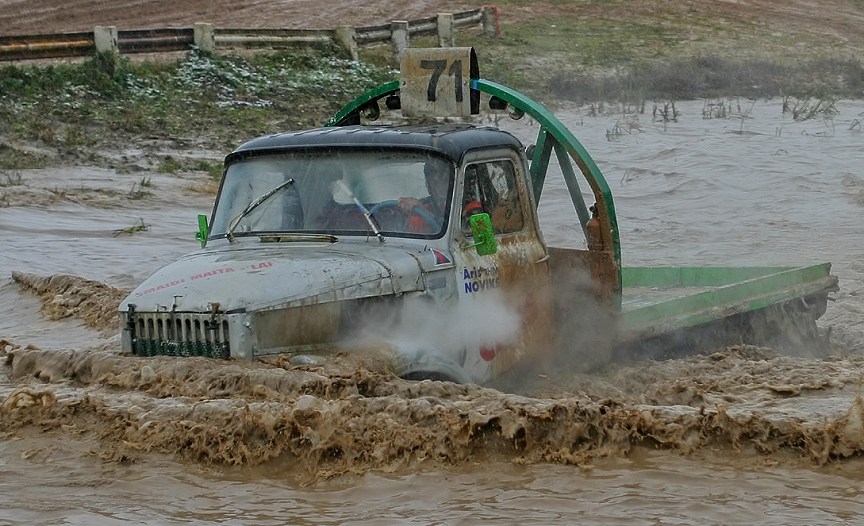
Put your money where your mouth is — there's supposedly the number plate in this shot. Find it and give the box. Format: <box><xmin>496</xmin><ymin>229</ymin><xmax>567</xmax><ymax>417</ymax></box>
<box><xmin>399</xmin><ymin>47</ymin><xmax>479</xmax><ymax>118</ymax></box>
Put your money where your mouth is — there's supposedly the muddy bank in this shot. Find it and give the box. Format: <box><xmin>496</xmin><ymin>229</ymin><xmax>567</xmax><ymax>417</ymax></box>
<box><xmin>10</xmin><ymin>272</ymin><xmax>127</xmax><ymax>336</ymax></box>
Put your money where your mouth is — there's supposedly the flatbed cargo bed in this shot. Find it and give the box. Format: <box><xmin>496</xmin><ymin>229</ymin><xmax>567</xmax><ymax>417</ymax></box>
<box><xmin>618</xmin><ymin>263</ymin><xmax>838</xmax><ymax>343</ymax></box>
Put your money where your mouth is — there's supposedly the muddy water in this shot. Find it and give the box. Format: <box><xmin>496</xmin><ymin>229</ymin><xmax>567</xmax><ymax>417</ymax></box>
<box><xmin>1</xmin><ymin>100</ymin><xmax>864</xmax><ymax>524</ymax></box>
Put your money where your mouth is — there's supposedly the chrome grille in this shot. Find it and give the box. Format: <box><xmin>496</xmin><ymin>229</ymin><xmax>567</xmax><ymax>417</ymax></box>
<box><xmin>127</xmin><ymin>311</ymin><xmax>230</xmax><ymax>359</ymax></box>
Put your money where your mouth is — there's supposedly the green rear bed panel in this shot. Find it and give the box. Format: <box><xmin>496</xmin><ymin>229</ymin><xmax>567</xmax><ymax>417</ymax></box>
<box><xmin>619</xmin><ymin>263</ymin><xmax>837</xmax><ymax>339</ymax></box>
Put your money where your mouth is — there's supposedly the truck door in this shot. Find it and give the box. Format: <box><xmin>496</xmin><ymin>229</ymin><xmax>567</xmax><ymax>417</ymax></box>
<box><xmin>450</xmin><ymin>150</ymin><xmax>553</xmax><ymax>381</ymax></box>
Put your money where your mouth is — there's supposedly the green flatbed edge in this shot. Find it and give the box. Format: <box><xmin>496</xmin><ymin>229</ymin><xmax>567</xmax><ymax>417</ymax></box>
<box><xmin>618</xmin><ymin>263</ymin><xmax>838</xmax><ymax>340</ymax></box>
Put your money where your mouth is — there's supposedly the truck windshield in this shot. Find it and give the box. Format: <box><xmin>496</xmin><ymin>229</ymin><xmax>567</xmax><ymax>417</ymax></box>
<box><xmin>210</xmin><ymin>150</ymin><xmax>454</xmax><ymax>239</ymax></box>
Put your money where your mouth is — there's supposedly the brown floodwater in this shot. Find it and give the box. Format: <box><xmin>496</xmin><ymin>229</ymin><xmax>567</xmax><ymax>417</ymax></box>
<box><xmin>1</xmin><ymin>99</ymin><xmax>863</xmax><ymax>524</ymax></box>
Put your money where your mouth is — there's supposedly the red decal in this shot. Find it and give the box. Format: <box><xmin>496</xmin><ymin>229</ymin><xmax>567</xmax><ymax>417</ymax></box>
<box><xmin>479</xmin><ymin>345</ymin><xmax>499</xmax><ymax>362</ymax></box>
<box><xmin>430</xmin><ymin>249</ymin><xmax>451</xmax><ymax>266</ymax></box>
<box><xmin>189</xmin><ymin>267</ymin><xmax>236</xmax><ymax>280</ymax></box>
<box><xmin>135</xmin><ymin>279</ymin><xmax>186</xmax><ymax>296</ymax></box>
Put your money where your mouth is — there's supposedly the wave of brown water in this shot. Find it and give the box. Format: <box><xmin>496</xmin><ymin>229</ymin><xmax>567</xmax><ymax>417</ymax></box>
<box><xmin>2</xmin><ymin>100</ymin><xmax>864</xmax><ymax>524</ymax></box>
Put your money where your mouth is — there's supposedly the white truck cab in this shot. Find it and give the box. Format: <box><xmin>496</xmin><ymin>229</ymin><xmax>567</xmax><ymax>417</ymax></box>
<box><xmin>121</xmin><ymin>122</ymin><xmax>552</xmax><ymax>384</ymax></box>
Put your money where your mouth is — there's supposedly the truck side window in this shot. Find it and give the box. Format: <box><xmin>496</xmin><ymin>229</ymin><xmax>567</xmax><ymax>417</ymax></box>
<box><xmin>462</xmin><ymin>160</ymin><xmax>524</xmax><ymax>236</ymax></box>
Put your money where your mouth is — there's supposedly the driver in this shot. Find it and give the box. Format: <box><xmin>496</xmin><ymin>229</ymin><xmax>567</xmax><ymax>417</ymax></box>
<box><xmin>398</xmin><ymin>159</ymin><xmax>451</xmax><ymax>233</ymax></box>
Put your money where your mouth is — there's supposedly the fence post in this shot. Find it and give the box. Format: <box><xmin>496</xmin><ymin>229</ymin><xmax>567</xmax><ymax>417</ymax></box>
<box><xmin>194</xmin><ymin>23</ymin><xmax>215</xmax><ymax>53</ymax></box>
<box><xmin>390</xmin><ymin>20</ymin><xmax>409</xmax><ymax>66</ymax></box>
<box><xmin>481</xmin><ymin>6</ymin><xmax>500</xmax><ymax>38</ymax></box>
<box><xmin>436</xmin><ymin>13</ymin><xmax>454</xmax><ymax>47</ymax></box>
<box><xmin>334</xmin><ymin>26</ymin><xmax>358</xmax><ymax>60</ymax></box>
<box><xmin>93</xmin><ymin>26</ymin><xmax>119</xmax><ymax>55</ymax></box>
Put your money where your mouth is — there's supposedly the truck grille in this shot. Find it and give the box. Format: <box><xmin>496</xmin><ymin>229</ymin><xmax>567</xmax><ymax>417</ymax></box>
<box><xmin>128</xmin><ymin>312</ymin><xmax>230</xmax><ymax>359</ymax></box>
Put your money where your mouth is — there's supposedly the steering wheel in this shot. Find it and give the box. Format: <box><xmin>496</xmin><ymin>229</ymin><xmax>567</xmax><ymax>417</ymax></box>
<box><xmin>369</xmin><ymin>200</ymin><xmax>441</xmax><ymax>231</ymax></box>
<box><xmin>369</xmin><ymin>199</ymin><xmax>399</xmax><ymax>215</ymax></box>
<box><xmin>410</xmin><ymin>206</ymin><xmax>441</xmax><ymax>230</ymax></box>
<box><xmin>368</xmin><ymin>200</ymin><xmax>407</xmax><ymax>231</ymax></box>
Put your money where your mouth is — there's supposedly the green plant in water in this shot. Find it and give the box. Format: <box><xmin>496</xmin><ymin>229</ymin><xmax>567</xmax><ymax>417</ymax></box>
<box><xmin>782</xmin><ymin>96</ymin><xmax>838</xmax><ymax>121</ymax></box>
<box><xmin>128</xmin><ymin>181</ymin><xmax>151</xmax><ymax>200</ymax></box>
<box><xmin>194</xmin><ymin>159</ymin><xmax>224</xmax><ymax>179</ymax></box>
<box><xmin>652</xmin><ymin>101</ymin><xmax>678</xmax><ymax>123</ymax></box>
<box><xmin>158</xmin><ymin>156</ymin><xmax>182</xmax><ymax>174</ymax></box>
<box><xmin>112</xmin><ymin>218</ymin><xmax>150</xmax><ymax>237</ymax></box>
<box><xmin>702</xmin><ymin>99</ymin><xmax>730</xmax><ymax>119</ymax></box>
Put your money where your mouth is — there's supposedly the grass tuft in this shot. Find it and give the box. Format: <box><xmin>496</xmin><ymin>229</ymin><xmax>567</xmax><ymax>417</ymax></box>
<box><xmin>112</xmin><ymin>218</ymin><xmax>149</xmax><ymax>237</ymax></box>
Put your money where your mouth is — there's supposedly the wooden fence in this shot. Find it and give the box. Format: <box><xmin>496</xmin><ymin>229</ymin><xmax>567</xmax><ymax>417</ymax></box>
<box><xmin>0</xmin><ymin>7</ymin><xmax>500</xmax><ymax>62</ymax></box>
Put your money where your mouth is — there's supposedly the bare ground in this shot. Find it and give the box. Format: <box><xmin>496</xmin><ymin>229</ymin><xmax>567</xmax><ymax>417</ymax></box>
<box><xmin>0</xmin><ymin>0</ymin><xmax>478</xmax><ymax>35</ymax></box>
<box><xmin>2</xmin><ymin>0</ymin><xmax>864</xmax><ymax>59</ymax></box>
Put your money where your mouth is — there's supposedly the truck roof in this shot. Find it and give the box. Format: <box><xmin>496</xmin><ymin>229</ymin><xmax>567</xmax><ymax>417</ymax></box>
<box><xmin>227</xmin><ymin>124</ymin><xmax>525</xmax><ymax>164</ymax></box>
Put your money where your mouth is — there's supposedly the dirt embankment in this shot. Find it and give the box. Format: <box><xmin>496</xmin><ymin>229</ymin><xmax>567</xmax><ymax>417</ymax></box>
<box><xmin>0</xmin><ymin>0</ymin><xmax>476</xmax><ymax>35</ymax></box>
<box><xmin>3</xmin><ymin>0</ymin><xmax>864</xmax><ymax>58</ymax></box>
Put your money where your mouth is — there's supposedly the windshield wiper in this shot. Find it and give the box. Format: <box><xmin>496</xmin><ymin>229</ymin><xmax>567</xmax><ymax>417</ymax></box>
<box><xmin>226</xmin><ymin>178</ymin><xmax>296</xmax><ymax>242</ymax></box>
<box><xmin>335</xmin><ymin>180</ymin><xmax>385</xmax><ymax>242</ymax></box>
<box><xmin>259</xmin><ymin>233</ymin><xmax>338</xmax><ymax>243</ymax></box>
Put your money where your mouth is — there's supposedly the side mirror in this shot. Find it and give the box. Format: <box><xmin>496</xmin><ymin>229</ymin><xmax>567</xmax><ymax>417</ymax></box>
<box><xmin>195</xmin><ymin>213</ymin><xmax>209</xmax><ymax>248</ymax></box>
<box><xmin>469</xmin><ymin>213</ymin><xmax>497</xmax><ymax>256</ymax></box>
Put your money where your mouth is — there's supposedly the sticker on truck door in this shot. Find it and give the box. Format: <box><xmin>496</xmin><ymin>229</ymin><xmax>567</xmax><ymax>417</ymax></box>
<box><xmin>462</xmin><ymin>265</ymin><xmax>500</xmax><ymax>294</ymax></box>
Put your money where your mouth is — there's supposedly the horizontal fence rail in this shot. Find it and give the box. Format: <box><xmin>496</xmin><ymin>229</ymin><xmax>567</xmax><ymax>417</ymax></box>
<box><xmin>215</xmin><ymin>28</ymin><xmax>334</xmax><ymax>48</ymax></box>
<box><xmin>0</xmin><ymin>31</ymin><xmax>94</xmax><ymax>61</ymax></box>
<box><xmin>118</xmin><ymin>28</ymin><xmax>194</xmax><ymax>54</ymax></box>
<box><xmin>0</xmin><ymin>7</ymin><xmax>499</xmax><ymax>63</ymax></box>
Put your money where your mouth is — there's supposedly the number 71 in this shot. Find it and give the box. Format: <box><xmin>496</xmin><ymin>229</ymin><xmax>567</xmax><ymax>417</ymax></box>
<box><xmin>420</xmin><ymin>59</ymin><xmax>464</xmax><ymax>103</ymax></box>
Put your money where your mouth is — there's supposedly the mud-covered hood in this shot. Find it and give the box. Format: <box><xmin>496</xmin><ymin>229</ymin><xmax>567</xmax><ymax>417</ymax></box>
<box><xmin>121</xmin><ymin>241</ymin><xmax>429</xmax><ymax>312</ymax></box>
